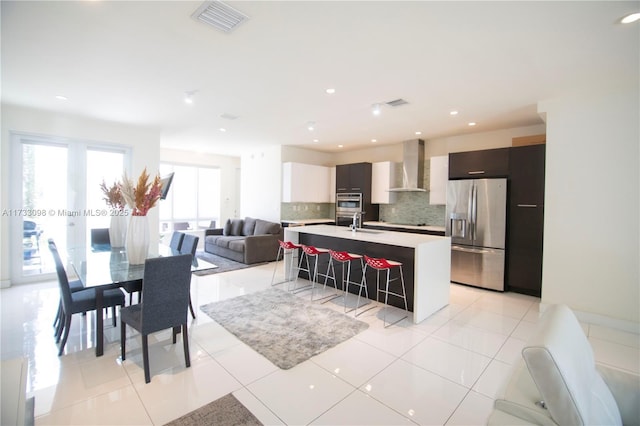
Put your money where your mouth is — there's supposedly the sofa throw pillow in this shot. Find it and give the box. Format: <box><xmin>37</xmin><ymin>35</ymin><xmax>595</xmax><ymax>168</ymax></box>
<box><xmin>254</xmin><ymin>219</ymin><xmax>280</xmax><ymax>235</ymax></box>
<box><xmin>223</xmin><ymin>219</ymin><xmax>232</xmax><ymax>236</ymax></box>
<box><xmin>242</xmin><ymin>217</ymin><xmax>257</xmax><ymax>236</ymax></box>
<box><xmin>230</xmin><ymin>219</ymin><xmax>244</xmax><ymax>236</ymax></box>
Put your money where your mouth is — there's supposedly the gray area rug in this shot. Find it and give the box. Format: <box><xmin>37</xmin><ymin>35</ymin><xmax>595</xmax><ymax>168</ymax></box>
<box><xmin>200</xmin><ymin>288</ymin><xmax>369</xmax><ymax>369</ymax></box>
<box><xmin>164</xmin><ymin>393</ymin><xmax>262</xmax><ymax>426</ymax></box>
<box><xmin>194</xmin><ymin>251</ymin><xmax>256</xmax><ymax>276</ymax></box>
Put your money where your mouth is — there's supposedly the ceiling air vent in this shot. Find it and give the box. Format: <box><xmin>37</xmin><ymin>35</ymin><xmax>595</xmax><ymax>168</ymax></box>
<box><xmin>386</xmin><ymin>98</ymin><xmax>409</xmax><ymax>107</ymax></box>
<box><xmin>192</xmin><ymin>1</ymin><xmax>249</xmax><ymax>33</ymax></box>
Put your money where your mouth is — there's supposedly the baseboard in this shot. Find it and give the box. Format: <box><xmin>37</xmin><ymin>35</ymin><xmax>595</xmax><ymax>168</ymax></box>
<box><xmin>0</xmin><ymin>279</ymin><xmax>11</xmax><ymax>289</ymax></box>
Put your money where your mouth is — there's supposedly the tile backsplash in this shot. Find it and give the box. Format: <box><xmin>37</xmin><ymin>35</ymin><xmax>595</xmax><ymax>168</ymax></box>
<box><xmin>281</xmin><ymin>203</ymin><xmax>334</xmax><ymax>220</ymax></box>
<box><xmin>281</xmin><ymin>194</ymin><xmax>444</xmax><ymax>227</ymax></box>
<box><xmin>379</xmin><ymin>191</ymin><xmax>445</xmax><ymax>226</ymax></box>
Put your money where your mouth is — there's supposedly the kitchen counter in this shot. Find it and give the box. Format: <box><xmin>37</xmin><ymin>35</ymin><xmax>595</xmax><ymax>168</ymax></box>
<box><xmin>284</xmin><ymin>225</ymin><xmax>450</xmax><ymax>323</ymax></box>
<box><xmin>364</xmin><ymin>221</ymin><xmax>445</xmax><ymax>235</ymax></box>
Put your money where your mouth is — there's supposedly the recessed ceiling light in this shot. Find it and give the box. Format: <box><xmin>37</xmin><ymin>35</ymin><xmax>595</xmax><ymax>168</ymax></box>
<box><xmin>621</xmin><ymin>12</ymin><xmax>640</xmax><ymax>24</ymax></box>
<box><xmin>184</xmin><ymin>91</ymin><xmax>196</xmax><ymax>104</ymax></box>
<box><xmin>307</xmin><ymin>121</ymin><xmax>316</xmax><ymax>131</ymax></box>
<box><xmin>372</xmin><ymin>103</ymin><xmax>382</xmax><ymax>116</ymax></box>
<box><xmin>338</xmin><ymin>144</ymin><xmax>344</xmax><ymax>148</ymax></box>
<box><xmin>219</xmin><ymin>128</ymin><xmax>227</xmax><ymax>132</ymax></box>
<box><xmin>55</xmin><ymin>95</ymin><xmax>68</xmax><ymax>101</ymax></box>
<box><xmin>415</xmin><ymin>131</ymin><xmax>422</xmax><ymax>135</ymax></box>
<box><xmin>371</xmin><ymin>139</ymin><xmax>377</xmax><ymax>143</ymax></box>
<box><xmin>313</xmin><ymin>139</ymin><xmax>319</xmax><ymax>143</ymax></box>
<box><xmin>450</xmin><ymin>110</ymin><xmax>459</xmax><ymax>116</ymax></box>
<box><xmin>468</xmin><ymin>122</ymin><xmax>477</xmax><ymax>126</ymax></box>
<box><xmin>325</xmin><ymin>88</ymin><xmax>335</xmax><ymax>94</ymax></box>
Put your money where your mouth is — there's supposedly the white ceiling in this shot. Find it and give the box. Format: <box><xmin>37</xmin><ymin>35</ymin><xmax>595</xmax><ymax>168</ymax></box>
<box><xmin>2</xmin><ymin>1</ymin><xmax>638</xmax><ymax>155</ymax></box>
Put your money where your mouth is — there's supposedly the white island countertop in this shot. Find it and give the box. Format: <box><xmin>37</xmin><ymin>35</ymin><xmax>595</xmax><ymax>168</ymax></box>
<box><xmin>284</xmin><ymin>225</ymin><xmax>451</xmax><ymax>323</ymax></box>
<box><xmin>364</xmin><ymin>221</ymin><xmax>445</xmax><ymax>234</ymax></box>
<box><xmin>286</xmin><ymin>224</ymin><xmax>446</xmax><ymax>248</ymax></box>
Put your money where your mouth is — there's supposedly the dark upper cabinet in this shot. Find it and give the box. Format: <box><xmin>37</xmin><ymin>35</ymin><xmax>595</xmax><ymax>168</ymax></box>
<box><xmin>507</xmin><ymin>144</ymin><xmax>545</xmax><ymax>297</ymax></box>
<box><xmin>509</xmin><ymin>144</ymin><xmax>545</xmax><ymax>205</ymax></box>
<box><xmin>449</xmin><ymin>148</ymin><xmax>510</xmax><ymax>179</ymax></box>
<box><xmin>336</xmin><ymin>162</ymin><xmax>372</xmax><ymax>193</ymax></box>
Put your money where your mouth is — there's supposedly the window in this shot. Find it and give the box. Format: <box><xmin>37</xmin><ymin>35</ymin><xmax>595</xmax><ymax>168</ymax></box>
<box><xmin>159</xmin><ymin>163</ymin><xmax>220</xmax><ymax>234</ymax></box>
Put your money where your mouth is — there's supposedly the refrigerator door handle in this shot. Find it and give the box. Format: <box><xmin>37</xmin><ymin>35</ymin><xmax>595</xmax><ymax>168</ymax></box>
<box><xmin>452</xmin><ymin>245</ymin><xmax>490</xmax><ymax>254</ymax></box>
<box><xmin>467</xmin><ymin>184</ymin><xmax>474</xmax><ymax>239</ymax></box>
<box><xmin>471</xmin><ymin>183</ymin><xmax>478</xmax><ymax>240</ymax></box>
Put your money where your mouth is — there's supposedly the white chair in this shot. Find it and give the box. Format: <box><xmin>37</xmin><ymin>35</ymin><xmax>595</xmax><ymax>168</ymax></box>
<box><xmin>488</xmin><ymin>304</ymin><xmax>640</xmax><ymax>425</ymax></box>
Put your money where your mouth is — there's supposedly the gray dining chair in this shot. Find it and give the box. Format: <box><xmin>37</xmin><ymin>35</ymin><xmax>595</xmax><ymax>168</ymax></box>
<box><xmin>48</xmin><ymin>239</ymin><xmax>125</xmax><ymax>356</ymax></box>
<box><xmin>179</xmin><ymin>234</ymin><xmax>199</xmax><ymax>319</ymax></box>
<box><xmin>169</xmin><ymin>231</ymin><xmax>185</xmax><ymax>252</ymax></box>
<box><xmin>49</xmin><ymin>239</ymin><xmax>85</xmax><ymax>334</ymax></box>
<box><xmin>90</xmin><ymin>228</ymin><xmax>111</xmax><ymax>252</ymax></box>
<box><xmin>120</xmin><ymin>254</ymin><xmax>193</xmax><ymax>383</ymax></box>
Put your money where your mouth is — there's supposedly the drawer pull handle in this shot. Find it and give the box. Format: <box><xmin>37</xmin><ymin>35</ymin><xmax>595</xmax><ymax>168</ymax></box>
<box><xmin>517</xmin><ymin>204</ymin><xmax>538</xmax><ymax>208</ymax></box>
<box><xmin>468</xmin><ymin>171</ymin><xmax>485</xmax><ymax>175</ymax></box>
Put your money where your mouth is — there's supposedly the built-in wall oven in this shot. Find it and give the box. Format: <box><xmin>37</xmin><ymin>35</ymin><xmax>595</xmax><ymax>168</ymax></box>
<box><xmin>336</xmin><ymin>193</ymin><xmax>363</xmax><ymax>226</ymax></box>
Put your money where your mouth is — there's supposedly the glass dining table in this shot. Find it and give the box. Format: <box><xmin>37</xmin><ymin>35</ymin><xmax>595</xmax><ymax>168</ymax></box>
<box><xmin>66</xmin><ymin>245</ymin><xmax>217</xmax><ymax>356</ymax></box>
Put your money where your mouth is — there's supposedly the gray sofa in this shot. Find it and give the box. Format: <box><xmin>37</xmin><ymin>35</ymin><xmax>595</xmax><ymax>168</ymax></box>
<box><xmin>204</xmin><ymin>217</ymin><xmax>283</xmax><ymax>264</ymax></box>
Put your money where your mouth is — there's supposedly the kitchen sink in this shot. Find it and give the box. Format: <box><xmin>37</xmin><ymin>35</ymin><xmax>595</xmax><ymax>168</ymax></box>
<box><xmin>344</xmin><ymin>228</ymin><xmax>382</xmax><ymax>234</ymax></box>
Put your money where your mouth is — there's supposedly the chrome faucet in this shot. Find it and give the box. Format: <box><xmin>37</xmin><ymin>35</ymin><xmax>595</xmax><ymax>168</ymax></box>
<box><xmin>351</xmin><ymin>212</ymin><xmax>359</xmax><ymax>231</ymax></box>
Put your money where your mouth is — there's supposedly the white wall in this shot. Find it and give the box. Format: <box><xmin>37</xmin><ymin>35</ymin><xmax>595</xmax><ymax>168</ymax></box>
<box><xmin>1</xmin><ymin>104</ymin><xmax>160</xmax><ymax>286</ymax></box>
<box><xmin>240</xmin><ymin>145</ymin><xmax>282</xmax><ymax>222</ymax></box>
<box><xmin>160</xmin><ymin>148</ymin><xmax>240</xmax><ymax>227</ymax></box>
<box><xmin>281</xmin><ymin>145</ymin><xmax>335</xmax><ymax>166</ymax></box>
<box><xmin>540</xmin><ymin>89</ymin><xmax>639</xmax><ymax>327</ymax></box>
<box><xmin>426</xmin><ymin>124</ymin><xmax>547</xmax><ymax>156</ymax></box>
<box><xmin>284</xmin><ymin>123</ymin><xmax>547</xmax><ymax>167</ymax></box>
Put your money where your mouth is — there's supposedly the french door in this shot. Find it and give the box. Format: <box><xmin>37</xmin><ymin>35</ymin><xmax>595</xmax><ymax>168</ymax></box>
<box><xmin>10</xmin><ymin>133</ymin><xmax>129</xmax><ymax>283</ymax></box>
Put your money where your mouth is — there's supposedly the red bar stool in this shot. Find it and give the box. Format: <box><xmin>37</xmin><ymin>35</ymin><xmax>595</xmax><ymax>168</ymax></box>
<box><xmin>363</xmin><ymin>255</ymin><xmax>409</xmax><ymax>327</ymax></box>
<box><xmin>271</xmin><ymin>240</ymin><xmax>302</xmax><ymax>286</ymax></box>
<box><xmin>292</xmin><ymin>244</ymin><xmax>330</xmax><ymax>295</ymax></box>
<box><xmin>324</xmin><ymin>250</ymin><xmax>373</xmax><ymax>315</ymax></box>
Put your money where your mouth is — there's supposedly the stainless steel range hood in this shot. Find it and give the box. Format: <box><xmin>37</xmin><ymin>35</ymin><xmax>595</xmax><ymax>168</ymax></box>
<box><xmin>389</xmin><ymin>139</ymin><xmax>427</xmax><ymax>192</ymax></box>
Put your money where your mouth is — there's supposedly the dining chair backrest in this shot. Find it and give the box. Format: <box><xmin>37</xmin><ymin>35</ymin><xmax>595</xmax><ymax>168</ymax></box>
<box><xmin>169</xmin><ymin>232</ymin><xmax>185</xmax><ymax>251</ymax></box>
<box><xmin>140</xmin><ymin>254</ymin><xmax>193</xmax><ymax>335</ymax></box>
<box><xmin>90</xmin><ymin>228</ymin><xmax>111</xmax><ymax>250</ymax></box>
<box><xmin>180</xmin><ymin>234</ymin><xmax>199</xmax><ymax>257</ymax></box>
<box><xmin>48</xmin><ymin>239</ymin><xmax>73</xmax><ymax>313</ymax></box>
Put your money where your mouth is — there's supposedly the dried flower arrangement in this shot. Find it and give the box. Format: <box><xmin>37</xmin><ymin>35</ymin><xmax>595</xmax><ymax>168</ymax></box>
<box><xmin>119</xmin><ymin>168</ymin><xmax>162</xmax><ymax>216</ymax></box>
<box><xmin>100</xmin><ymin>180</ymin><xmax>126</xmax><ymax>210</ymax></box>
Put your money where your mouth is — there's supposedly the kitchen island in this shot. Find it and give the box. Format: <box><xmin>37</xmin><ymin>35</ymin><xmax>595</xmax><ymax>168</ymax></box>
<box><xmin>284</xmin><ymin>225</ymin><xmax>451</xmax><ymax>323</ymax></box>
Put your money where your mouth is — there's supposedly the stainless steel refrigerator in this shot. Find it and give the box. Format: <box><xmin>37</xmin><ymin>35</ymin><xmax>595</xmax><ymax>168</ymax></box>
<box><xmin>445</xmin><ymin>178</ymin><xmax>507</xmax><ymax>291</ymax></box>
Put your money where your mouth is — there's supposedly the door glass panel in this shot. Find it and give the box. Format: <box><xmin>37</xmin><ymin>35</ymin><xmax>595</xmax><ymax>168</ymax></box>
<box><xmin>85</xmin><ymin>149</ymin><xmax>125</xmax><ymax>245</ymax></box>
<box><xmin>198</xmin><ymin>168</ymin><xmax>220</xmax><ymax>227</ymax></box>
<box><xmin>21</xmin><ymin>143</ymin><xmax>68</xmax><ymax>276</ymax></box>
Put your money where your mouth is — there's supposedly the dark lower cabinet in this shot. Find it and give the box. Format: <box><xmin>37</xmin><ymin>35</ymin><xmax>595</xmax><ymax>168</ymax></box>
<box><xmin>298</xmin><ymin>233</ymin><xmax>415</xmax><ymax>311</ymax></box>
<box><xmin>507</xmin><ymin>204</ymin><xmax>544</xmax><ymax>297</ymax></box>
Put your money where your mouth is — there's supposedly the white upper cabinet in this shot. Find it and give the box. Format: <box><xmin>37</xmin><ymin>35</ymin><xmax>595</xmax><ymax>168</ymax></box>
<box><xmin>329</xmin><ymin>166</ymin><xmax>336</xmax><ymax>203</ymax></box>
<box><xmin>282</xmin><ymin>162</ymin><xmax>332</xmax><ymax>203</ymax></box>
<box><xmin>429</xmin><ymin>155</ymin><xmax>448</xmax><ymax>205</ymax></box>
<box><xmin>371</xmin><ymin>161</ymin><xmax>397</xmax><ymax>204</ymax></box>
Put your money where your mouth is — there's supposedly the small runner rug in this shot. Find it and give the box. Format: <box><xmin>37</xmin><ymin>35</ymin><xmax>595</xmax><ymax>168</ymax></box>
<box><xmin>164</xmin><ymin>393</ymin><xmax>262</xmax><ymax>426</ymax></box>
<box><xmin>200</xmin><ymin>288</ymin><xmax>369</xmax><ymax>369</ymax></box>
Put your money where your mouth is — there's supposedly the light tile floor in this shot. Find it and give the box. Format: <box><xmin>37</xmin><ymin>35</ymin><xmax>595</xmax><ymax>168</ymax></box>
<box><xmin>2</xmin><ymin>262</ymin><xmax>639</xmax><ymax>425</ymax></box>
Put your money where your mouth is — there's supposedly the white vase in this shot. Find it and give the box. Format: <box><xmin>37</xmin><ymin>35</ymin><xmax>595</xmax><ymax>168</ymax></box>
<box><xmin>126</xmin><ymin>215</ymin><xmax>150</xmax><ymax>265</ymax></box>
<box><xmin>108</xmin><ymin>214</ymin><xmax>127</xmax><ymax>248</ymax></box>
